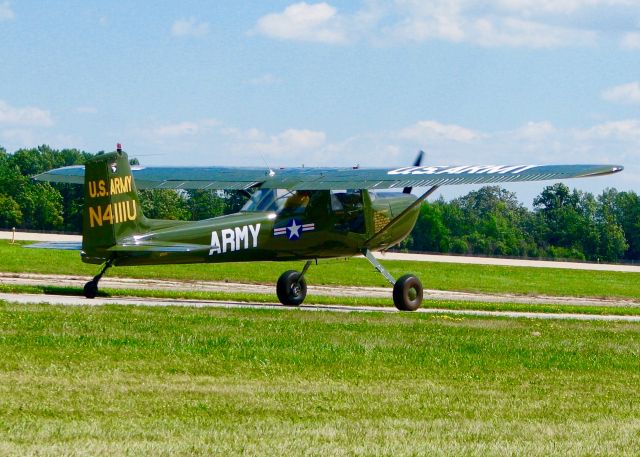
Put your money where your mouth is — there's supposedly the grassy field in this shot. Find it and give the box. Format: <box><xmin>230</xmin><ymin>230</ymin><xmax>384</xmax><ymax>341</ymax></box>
<box><xmin>2</xmin><ymin>241</ymin><xmax>640</xmax><ymax>299</ymax></box>
<box><xmin>1</xmin><ymin>302</ymin><xmax>639</xmax><ymax>456</ymax></box>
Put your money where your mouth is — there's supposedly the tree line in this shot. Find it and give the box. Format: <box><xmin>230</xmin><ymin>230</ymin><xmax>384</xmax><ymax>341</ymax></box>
<box><xmin>405</xmin><ymin>185</ymin><xmax>639</xmax><ymax>262</ymax></box>
<box><xmin>0</xmin><ymin>145</ymin><xmax>246</xmax><ymax>232</ymax></box>
<box><xmin>1</xmin><ymin>146</ymin><xmax>638</xmax><ymax>262</ymax></box>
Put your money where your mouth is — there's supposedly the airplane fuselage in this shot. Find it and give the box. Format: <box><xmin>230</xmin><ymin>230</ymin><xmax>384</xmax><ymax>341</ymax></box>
<box><xmin>81</xmin><ymin>189</ymin><xmax>420</xmax><ymax>266</ymax></box>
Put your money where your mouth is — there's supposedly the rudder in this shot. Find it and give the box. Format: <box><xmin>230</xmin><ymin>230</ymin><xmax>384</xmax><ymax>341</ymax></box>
<box><xmin>82</xmin><ymin>149</ymin><xmax>147</xmax><ymax>262</ymax></box>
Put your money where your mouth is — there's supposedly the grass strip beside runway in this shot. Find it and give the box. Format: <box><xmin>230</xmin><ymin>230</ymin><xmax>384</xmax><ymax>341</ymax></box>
<box><xmin>2</xmin><ymin>241</ymin><xmax>640</xmax><ymax>300</ymax></box>
<box><xmin>1</xmin><ymin>302</ymin><xmax>639</xmax><ymax>456</ymax></box>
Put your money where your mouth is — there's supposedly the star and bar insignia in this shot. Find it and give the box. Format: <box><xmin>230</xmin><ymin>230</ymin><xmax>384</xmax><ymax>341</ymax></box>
<box><xmin>273</xmin><ymin>219</ymin><xmax>315</xmax><ymax>240</ymax></box>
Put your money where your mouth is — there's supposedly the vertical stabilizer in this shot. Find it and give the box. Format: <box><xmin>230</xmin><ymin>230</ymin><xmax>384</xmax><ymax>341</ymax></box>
<box><xmin>82</xmin><ymin>150</ymin><xmax>147</xmax><ymax>260</ymax></box>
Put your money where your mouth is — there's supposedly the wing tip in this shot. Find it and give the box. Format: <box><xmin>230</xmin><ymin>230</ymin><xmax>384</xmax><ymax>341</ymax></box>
<box><xmin>582</xmin><ymin>165</ymin><xmax>624</xmax><ymax>177</ymax></box>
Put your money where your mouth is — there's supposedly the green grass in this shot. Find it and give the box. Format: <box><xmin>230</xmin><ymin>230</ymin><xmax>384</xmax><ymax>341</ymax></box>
<box><xmin>3</xmin><ymin>241</ymin><xmax>640</xmax><ymax>300</ymax></box>
<box><xmin>1</xmin><ymin>302</ymin><xmax>639</xmax><ymax>455</ymax></box>
<box><xmin>3</xmin><ymin>283</ymin><xmax>640</xmax><ymax>317</ymax></box>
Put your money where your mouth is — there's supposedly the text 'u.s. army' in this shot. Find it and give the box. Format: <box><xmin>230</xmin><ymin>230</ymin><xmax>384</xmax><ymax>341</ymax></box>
<box><xmin>88</xmin><ymin>176</ymin><xmax>132</xmax><ymax>198</ymax></box>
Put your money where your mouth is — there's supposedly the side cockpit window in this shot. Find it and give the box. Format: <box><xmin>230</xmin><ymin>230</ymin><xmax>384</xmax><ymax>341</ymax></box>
<box><xmin>330</xmin><ymin>190</ymin><xmax>366</xmax><ymax>233</ymax></box>
<box><xmin>242</xmin><ymin>189</ymin><xmax>317</xmax><ymax>217</ymax></box>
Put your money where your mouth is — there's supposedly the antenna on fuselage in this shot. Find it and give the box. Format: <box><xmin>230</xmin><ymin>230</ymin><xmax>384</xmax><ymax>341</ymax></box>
<box><xmin>259</xmin><ymin>153</ymin><xmax>275</xmax><ymax>177</ymax></box>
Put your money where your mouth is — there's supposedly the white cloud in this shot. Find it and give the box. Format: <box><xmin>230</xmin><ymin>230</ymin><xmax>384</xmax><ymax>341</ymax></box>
<box><xmin>471</xmin><ymin>17</ymin><xmax>595</xmax><ymax>48</ymax></box>
<box><xmin>578</xmin><ymin>119</ymin><xmax>640</xmax><ymax>141</ymax></box>
<box><xmin>171</xmin><ymin>18</ymin><xmax>210</xmax><ymax>37</ymax></box>
<box><xmin>275</xmin><ymin>128</ymin><xmax>326</xmax><ymax>148</ymax></box>
<box><xmin>232</xmin><ymin>128</ymin><xmax>327</xmax><ymax>155</ymax></box>
<box><xmin>132</xmin><ymin>116</ymin><xmax>638</xmax><ymax>170</ymax></box>
<box><xmin>0</xmin><ymin>100</ymin><xmax>53</xmax><ymax>127</ymax></box>
<box><xmin>0</xmin><ymin>1</ymin><xmax>14</xmax><ymax>21</ymax></box>
<box><xmin>621</xmin><ymin>32</ymin><xmax>640</xmax><ymax>49</ymax></box>
<box><xmin>148</xmin><ymin>119</ymin><xmax>219</xmax><ymax>138</ymax></box>
<box><xmin>493</xmin><ymin>0</ymin><xmax>636</xmax><ymax>16</ymax></box>
<box><xmin>602</xmin><ymin>82</ymin><xmax>640</xmax><ymax>105</ymax></box>
<box><xmin>255</xmin><ymin>2</ymin><xmax>348</xmax><ymax>44</ymax></box>
<box><xmin>385</xmin><ymin>1</ymin><xmax>596</xmax><ymax>48</ymax></box>
<box><xmin>247</xmin><ymin>74</ymin><xmax>281</xmax><ymax>86</ymax></box>
<box><xmin>1</xmin><ymin>129</ymin><xmax>35</xmax><ymax>146</ymax></box>
<box><xmin>128</xmin><ymin>116</ymin><xmax>636</xmax><ymax>203</ymax></box>
<box><xmin>398</xmin><ymin>120</ymin><xmax>482</xmax><ymax>143</ymax></box>
<box><xmin>515</xmin><ymin>121</ymin><xmax>557</xmax><ymax>140</ymax></box>
<box><xmin>221</xmin><ymin>127</ymin><xmax>266</xmax><ymax>141</ymax></box>
<box><xmin>255</xmin><ymin>0</ymin><xmax>637</xmax><ymax>48</ymax></box>
<box><xmin>1</xmin><ymin>130</ymin><xmax>86</xmax><ymax>152</ymax></box>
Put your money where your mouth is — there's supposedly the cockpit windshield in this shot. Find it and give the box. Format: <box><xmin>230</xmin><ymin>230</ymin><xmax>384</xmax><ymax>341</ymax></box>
<box><xmin>241</xmin><ymin>189</ymin><xmax>311</xmax><ymax>213</ymax></box>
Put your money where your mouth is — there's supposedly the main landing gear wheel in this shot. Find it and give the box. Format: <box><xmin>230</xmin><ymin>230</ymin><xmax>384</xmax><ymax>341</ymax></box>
<box><xmin>363</xmin><ymin>250</ymin><xmax>424</xmax><ymax>311</ymax></box>
<box><xmin>393</xmin><ymin>274</ymin><xmax>423</xmax><ymax>311</ymax></box>
<box><xmin>277</xmin><ymin>270</ymin><xmax>307</xmax><ymax>306</ymax></box>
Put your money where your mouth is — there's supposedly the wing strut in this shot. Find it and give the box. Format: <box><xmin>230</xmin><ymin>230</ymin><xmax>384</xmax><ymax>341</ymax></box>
<box><xmin>363</xmin><ymin>249</ymin><xmax>396</xmax><ymax>286</ymax></box>
<box><xmin>365</xmin><ymin>185</ymin><xmax>440</xmax><ymax>249</ymax></box>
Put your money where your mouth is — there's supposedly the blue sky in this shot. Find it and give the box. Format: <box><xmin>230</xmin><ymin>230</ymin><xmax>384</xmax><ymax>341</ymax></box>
<box><xmin>1</xmin><ymin>0</ymin><xmax>638</xmax><ymax>204</ymax></box>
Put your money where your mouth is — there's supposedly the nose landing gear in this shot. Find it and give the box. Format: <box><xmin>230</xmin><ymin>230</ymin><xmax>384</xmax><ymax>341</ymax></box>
<box><xmin>364</xmin><ymin>250</ymin><xmax>423</xmax><ymax>311</ymax></box>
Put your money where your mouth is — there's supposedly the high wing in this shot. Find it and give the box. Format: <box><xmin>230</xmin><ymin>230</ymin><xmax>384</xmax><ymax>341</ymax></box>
<box><xmin>34</xmin><ymin>163</ymin><xmax>623</xmax><ymax>190</ymax></box>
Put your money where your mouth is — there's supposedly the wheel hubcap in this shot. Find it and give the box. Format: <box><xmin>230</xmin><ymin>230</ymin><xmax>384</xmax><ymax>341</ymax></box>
<box><xmin>407</xmin><ymin>287</ymin><xmax>417</xmax><ymax>301</ymax></box>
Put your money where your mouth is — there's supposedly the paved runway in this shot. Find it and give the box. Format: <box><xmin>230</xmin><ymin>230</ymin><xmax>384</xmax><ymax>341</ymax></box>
<box><xmin>2</xmin><ymin>292</ymin><xmax>640</xmax><ymax>322</ymax></box>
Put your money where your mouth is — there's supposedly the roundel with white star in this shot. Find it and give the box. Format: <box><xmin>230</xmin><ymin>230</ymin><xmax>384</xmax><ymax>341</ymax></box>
<box><xmin>272</xmin><ymin>219</ymin><xmax>316</xmax><ymax>240</ymax></box>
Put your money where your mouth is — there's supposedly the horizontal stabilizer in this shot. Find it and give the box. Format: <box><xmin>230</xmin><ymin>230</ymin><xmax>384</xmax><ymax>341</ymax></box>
<box><xmin>33</xmin><ymin>163</ymin><xmax>624</xmax><ymax>191</ymax></box>
<box><xmin>25</xmin><ymin>241</ymin><xmax>82</xmax><ymax>250</ymax></box>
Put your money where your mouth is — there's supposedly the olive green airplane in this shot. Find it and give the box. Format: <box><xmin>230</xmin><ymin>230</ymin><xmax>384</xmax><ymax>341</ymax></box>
<box><xmin>33</xmin><ymin>146</ymin><xmax>623</xmax><ymax>311</ymax></box>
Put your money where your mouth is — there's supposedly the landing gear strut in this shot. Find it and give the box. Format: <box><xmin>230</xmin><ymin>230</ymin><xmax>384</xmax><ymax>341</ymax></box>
<box><xmin>83</xmin><ymin>258</ymin><xmax>114</xmax><ymax>299</ymax></box>
<box><xmin>364</xmin><ymin>250</ymin><xmax>423</xmax><ymax>311</ymax></box>
<box><xmin>276</xmin><ymin>260</ymin><xmax>312</xmax><ymax>306</ymax></box>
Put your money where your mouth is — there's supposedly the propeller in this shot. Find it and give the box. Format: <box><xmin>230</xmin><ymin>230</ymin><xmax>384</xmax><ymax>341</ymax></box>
<box><xmin>403</xmin><ymin>150</ymin><xmax>424</xmax><ymax>194</ymax></box>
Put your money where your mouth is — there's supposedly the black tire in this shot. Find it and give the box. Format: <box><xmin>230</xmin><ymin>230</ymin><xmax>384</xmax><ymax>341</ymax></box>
<box><xmin>84</xmin><ymin>280</ymin><xmax>98</xmax><ymax>299</ymax></box>
<box><xmin>276</xmin><ymin>270</ymin><xmax>307</xmax><ymax>306</ymax></box>
<box><xmin>393</xmin><ymin>274</ymin><xmax>423</xmax><ymax>311</ymax></box>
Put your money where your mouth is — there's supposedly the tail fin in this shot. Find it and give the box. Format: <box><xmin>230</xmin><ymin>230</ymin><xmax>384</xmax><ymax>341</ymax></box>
<box><xmin>82</xmin><ymin>150</ymin><xmax>147</xmax><ymax>260</ymax></box>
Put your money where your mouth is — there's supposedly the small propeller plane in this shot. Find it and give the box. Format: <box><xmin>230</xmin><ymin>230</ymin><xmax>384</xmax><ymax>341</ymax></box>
<box><xmin>32</xmin><ymin>145</ymin><xmax>623</xmax><ymax>311</ymax></box>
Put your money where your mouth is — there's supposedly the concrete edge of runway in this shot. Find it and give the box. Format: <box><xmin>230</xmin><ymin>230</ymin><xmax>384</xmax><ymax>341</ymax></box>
<box><xmin>2</xmin><ymin>292</ymin><xmax>640</xmax><ymax>323</ymax></box>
